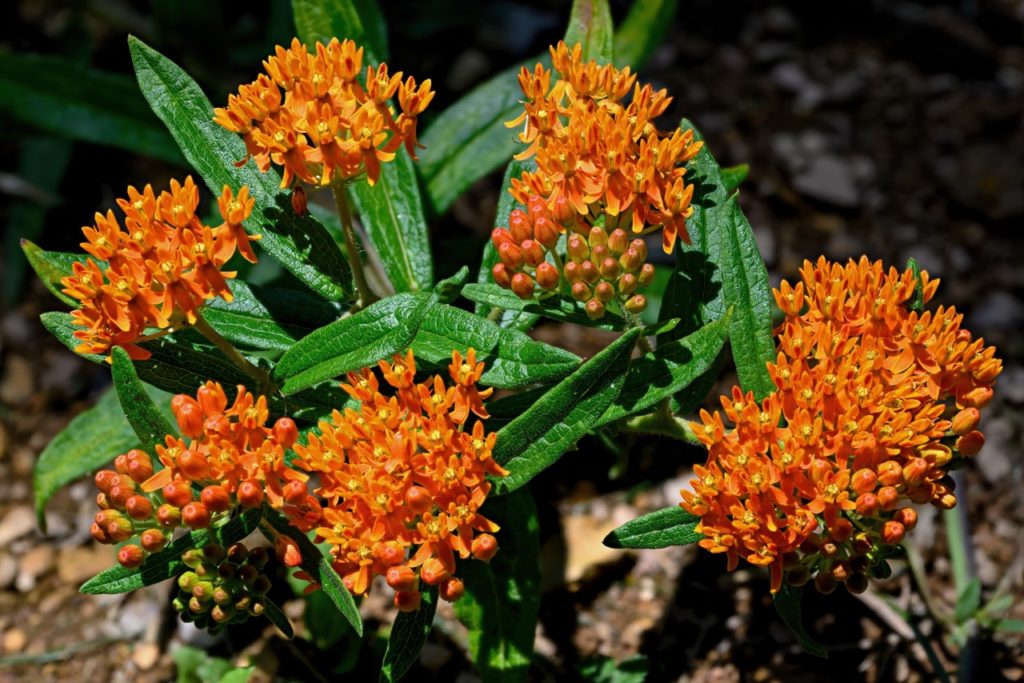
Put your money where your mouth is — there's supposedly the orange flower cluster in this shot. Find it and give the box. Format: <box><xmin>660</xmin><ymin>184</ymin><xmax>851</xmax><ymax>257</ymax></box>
<box><xmin>292</xmin><ymin>349</ymin><xmax>507</xmax><ymax>611</ymax></box>
<box><xmin>61</xmin><ymin>177</ymin><xmax>257</xmax><ymax>360</ymax></box>
<box><xmin>92</xmin><ymin>382</ymin><xmax>309</xmax><ymax>568</ymax></box>
<box><xmin>214</xmin><ymin>38</ymin><xmax>434</xmax><ymax>188</ymax></box>
<box><xmin>682</xmin><ymin>257</ymin><xmax>1001</xmax><ymax>593</ymax></box>
<box><xmin>507</xmin><ymin>41</ymin><xmax>703</xmax><ymax>254</ymax></box>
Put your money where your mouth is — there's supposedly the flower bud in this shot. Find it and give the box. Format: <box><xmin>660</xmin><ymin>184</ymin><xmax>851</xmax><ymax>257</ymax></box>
<box><xmin>118</xmin><ymin>544</ymin><xmax>145</xmax><ymax>569</ymax></box>
<box><xmin>588</xmin><ymin>226</ymin><xmax>607</xmax><ymax>248</ymax></box>
<box><xmin>902</xmin><ymin>458</ymin><xmax>929</xmax><ymax>486</ymax></box>
<box><xmin>178</xmin><ymin>571</ymin><xmax>199</xmax><ymax>592</ymax></box>
<box><xmin>98</xmin><ymin>510</ymin><xmax>133</xmax><ymax>542</ymax></box>
<box><xmin>163</xmin><ymin>480</ymin><xmax>193</xmax><ymax>508</ymax></box>
<box><xmin>274</xmin><ymin>536</ymin><xmax>303</xmax><ymax>567</ymax></box>
<box><xmin>156</xmin><ymin>504</ymin><xmax>182</xmax><ymax>527</ymax></box>
<box><xmin>570</xmin><ymin>282</ymin><xmax>591</xmax><ymax>302</ymax></box>
<box><xmin>178</xmin><ymin>449</ymin><xmax>210</xmax><ymax>481</ymax></box>
<box><xmin>961</xmin><ymin>386</ymin><xmax>993</xmax><ymax>408</ymax></box>
<box><xmin>607</xmin><ymin>229</ymin><xmax>628</xmax><ymax>255</ymax></box>
<box><xmin>877</xmin><ymin>485</ymin><xmax>899</xmax><ymax>510</ymax></box>
<box><xmin>629</xmin><ymin>239</ymin><xmax>648</xmax><ymax>263</ymax></box>
<box><xmin>563</xmin><ymin>260</ymin><xmax>581</xmax><ymax>283</ymax></box>
<box><xmin>238</xmin><ymin>564</ymin><xmax>259</xmax><ymax>585</ymax></box>
<box><xmin>419</xmin><ymin>557</ymin><xmax>449</xmax><ymax>585</ymax></box>
<box><xmin>95</xmin><ymin>492</ymin><xmax>111</xmax><ymax>510</ymax></box>
<box><xmin>114</xmin><ymin>454</ymin><xmax>130</xmax><ymax>475</ymax></box>
<box><xmin>638</xmin><ymin>263</ymin><xmax>655</xmax><ymax>285</ymax></box>
<box><xmin>851</xmin><ymin>468</ymin><xmax>877</xmax><ymax>494</ymax></box>
<box><xmin>585</xmin><ymin>299</ymin><xmax>606</xmax><ymax>320</ymax></box>
<box><xmin>520</xmin><ymin>239</ymin><xmax>545</xmax><ymax>267</ymax></box>
<box><xmin>618</xmin><ymin>273</ymin><xmax>639</xmax><ymax>296</ymax></box>
<box><xmin>200</xmin><ymin>543</ymin><xmax>225</xmax><ymax>566</ymax></box>
<box><xmin>590</xmin><ymin>244</ymin><xmax>609</xmax><ymax>266</ymax></box>
<box><xmin>620</xmin><ymin>247</ymin><xmax>644</xmax><ymax>273</ymax></box>
<box><xmin>786</xmin><ymin>566</ymin><xmax>811</xmax><ymax>587</ymax></box>
<box><xmin>876</xmin><ymin>461</ymin><xmax>902</xmax><ymax>487</ymax></box>
<box><xmin>508</xmin><ymin>210</ymin><xmax>532</xmax><ymax>244</ymax></box>
<box><xmin>921</xmin><ymin>444</ymin><xmax>953</xmax><ymax>468</ymax></box>
<box><xmin>108</xmin><ymin>483</ymin><xmax>135</xmax><ymax>508</ymax></box>
<box><xmin>821</xmin><ymin>541</ymin><xmax>839</xmax><ymax>558</ymax></box>
<box><xmin>831</xmin><ymin>560</ymin><xmax>851</xmax><ymax>582</ymax></box>
<box><xmin>955</xmin><ymin>430</ymin><xmax>985</xmax><ymax>456</ymax></box>
<box><xmin>492</xmin><ymin>262</ymin><xmax>512</xmax><ymax>289</ymax></box>
<box><xmin>192</xmin><ymin>580</ymin><xmax>215</xmax><ymax>602</ymax></box>
<box><xmin>125</xmin><ymin>495</ymin><xmax>154</xmax><ymax>520</ymax></box>
<box><xmin>580</xmin><ymin>260</ymin><xmax>600</xmax><ymax>284</ymax></box>
<box><xmin>594</xmin><ymin>281</ymin><xmax>614</xmax><ymax>303</ymax></box>
<box><xmin>283</xmin><ymin>480</ymin><xmax>307</xmax><ymax>504</ymax></box>
<box><xmin>490</xmin><ymin>227</ymin><xmax>513</xmax><ymax>250</ymax></box>
<box><xmin>386</xmin><ymin>565</ymin><xmax>418</xmax><ymax>592</ymax></box>
<box><xmin>439</xmin><ymin>577</ymin><xmax>465</xmax><ymax>602</ymax></box>
<box><xmin>855</xmin><ymin>493</ymin><xmax>879</xmax><ymax>517</ymax></box>
<box><xmin>511</xmin><ymin>273</ymin><xmax>535</xmax><ymax>300</ymax></box>
<box><xmin>551</xmin><ymin>194</ymin><xmax>575</xmax><ymax>224</ymax></box>
<box><xmin>937</xmin><ymin>493</ymin><xmax>958</xmax><ymax>509</ymax></box>
<box><xmin>814</xmin><ymin>572</ymin><xmax>837</xmax><ymax>594</ymax></box>
<box><xmin>90</xmin><ymin>522</ymin><xmax>110</xmax><ymax>544</ymax></box>
<box><xmin>95</xmin><ymin>469</ymin><xmax>119</xmax><ymax>494</ymax></box>
<box><xmin>567</xmin><ymin>234</ymin><xmax>589</xmax><ymax>263</ymax></box>
<box><xmin>394</xmin><ymin>590</ymin><xmax>421</xmax><ymax>612</ymax></box>
<box><xmin>405</xmin><ymin>486</ymin><xmax>432</xmax><ymax>515</ymax></box>
<box><xmin>272</xmin><ymin>417</ymin><xmax>298</xmax><ymax>448</ymax></box>
<box><xmin>799</xmin><ymin>535</ymin><xmax>820</xmax><ymax>555</ymax></box>
<box><xmin>253</xmin><ymin>575</ymin><xmax>272</xmax><ymax>594</ymax></box>
<box><xmin>624</xmin><ymin>295</ymin><xmax>647</xmax><ymax>314</ymax></box>
<box><xmin>535</xmin><ymin>262</ymin><xmax>559</xmax><ymax>290</ymax></box>
<box><xmin>472</xmin><ymin>533</ymin><xmax>498</xmax><ymax>561</ymax></box>
<box><xmin>197</xmin><ymin>383</ymin><xmax>227</xmax><ymax>416</ymax></box>
<box><xmin>238</xmin><ymin>480</ymin><xmax>264</xmax><ymax>509</ymax></box>
<box><xmin>182</xmin><ymin>501</ymin><xmax>211</xmax><ymax>529</ymax></box>
<box><xmin>290</xmin><ymin>185</ymin><xmax>307</xmax><ymax>215</ymax></box>
<box><xmin>174</xmin><ymin>397</ymin><xmax>204</xmax><ymax>438</ymax></box>
<box><xmin>498</xmin><ymin>242</ymin><xmax>524</xmax><ymax>270</ymax></box>
<box><xmin>533</xmin><ymin>215</ymin><xmax>559</xmax><ymax>249</ymax></box>
<box><xmin>201</xmin><ymin>485</ymin><xmax>231</xmax><ymax>513</ymax></box>
<box><xmin>894</xmin><ymin>507</ymin><xmax>917</xmax><ymax>531</ymax></box>
<box><xmin>882</xmin><ymin>520</ymin><xmax>905</xmax><ymax>545</ymax></box>
<box><xmin>125</xmin><ymin>450</ymin><xmax>154</xmax><ymax>483</ymax></box>
<box><xmin>847</xmin><ymin>572</ymin><xmax>869</xmax><ymax>595</ymax></box>
<box><xmin>376</xmin><ymin>541</ymin><xmax>406</xmax><ymax>567</ymax></box>
<box><xmin>599</xmin><ymin>257</ymin><xmax>621</xmax><ymax>280</ymax></box>
<box><xmin>141</xmin><ymin>528</ymin><xmax>167</xmax><ymax>552</ymax></box>
<box><xmin>951</xmin><ymin>407</ymin><xmax>980</xmax><ymax>436</ymax></box>
<box><xmin>852</xmin><ymin>533</ymin><xmax>874</xmax><ymax>556</ymax></box>
<box><xmin>829</xmin><ymin>518</ymin><xmax>853</xmax><ymax>543</ymax></box>
<box><xmin>248</xmin><ymin>547</ymin><xmax>268</xmax><ymax>570</ymax></box>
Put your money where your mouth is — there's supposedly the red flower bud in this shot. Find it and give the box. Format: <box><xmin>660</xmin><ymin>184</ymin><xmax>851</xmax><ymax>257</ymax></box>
<box><xmin>511</xmin><ymin>273</ymin><xmax>535</xmax><ymax>300</ymax></box>
<box><xmin>490</xmin><ymin>227</ymin><xmax>514</xmax><ymax>249</ymax></box>
<box><xmin>585</xmin><ymin>299</ymin><xmax>605</xmax><ymax>320</ymax></box>
<box><xmin>637</xmin><ymin>263</ymin><xmax>655</xmax><ymax>285</ymax></box>
<box><xmin>876</xmin><ymin>461</ymin><xmax>902</xmax><ymax>486</ymax></box>
<box><xmin>182</xmin><ymin>501</ymin><xmax>211</xmax><ymax>529</ymax></box>
<box><xmin>291</xmin><ymin>185</ymin><xmax>307</xmax><ymax>215</ymax></box>
<box><xmin>197</xmin><ymin>383</ymin><xmax>227</xmax><ymax>417</ymax></box>
<box><xmin>961</xmin><ymin>386</ymin><xmax>993</xmax><ymax>408</ymax></box>
<box><xmin>855</xmin><ymin>493</ymin><xmax>880</xmax><ymax>517</ymax></box>
<box><xmin>814</xmin><ymin>572</ymin><xmax>837</xmax><ymax>594</ymax></box>
<box><xmin>520</xmin><ymin>239</ymin><xmax>545</xmax><ymax>267</ymax></box>
<box><xmin>376</xmin><ymin>541</ymin><xmax>406</xmax><ymax>567</ymax></box>
<box><xmin>907</xmin><ymin>483</ymin><xmax>934</xmax><ymax>505</ymax></box>
<box><xmin>472</xmin><ymin>533</ymin><xmax>498</xmax><ymax>561</ymax></box>
<box><xmin>533</xmin><ymin>215</ymin><xmax>559</xmax><ymax>249</ymax></box>
<box><xmin>618</xmin><ymin>272</ymin><xmax>639</xmax><ymax>295</ymax></box>
<box><xmin>273</xmin><ymin>417</ymin><xmax>298</xmax><ymax>448</ymax></box>
<box><xmin>607</xmin><ymin>229</ymin><xmax>628</xmax><ymax>255</ymax></box>
<box><xmin>174</xmin><ymin>398</ymin><xmax>204</xmax><ymax>438</ymax></box>
<box><xmin>201</xmin><ymin>485</ymin><xmax>231</xmax><ymax>513</ymax></box>
<box><xmin>492</xmin><ymin>263</ymin><xmax>513</xmax><ymax>289</ymax></box>
<box><xmin>97</xmin><ymin>510</ymin><xmax>132</xmax><ymax>542</ymax></box>
<box><xmin>508</xmin><ymin>209</ymin><xmax>532</xmax><ymax>243</ymax></box>
<box><xmin>951</xmin><ymin>407</ymin><xmax>980</xmax><ymax>435</ymax></box>
<box><xmin>439</xmin><ymin>577</ymin><xmax>465</xmax><ymax>602</ymax></box>
<box><xmin>594</xmin><ymin>281</ymin><xmax>615</xmax><ymax>303</ymax></box>
<box><xmin>140</xmin><ymin>528</ymin><xmax>167</xmax><ymax>552</ymax></box>
<box><xmin>829</xmin><ymin>518</ymin><xmax>853</xmax><ymax>543</ymax></box>
<box><xmin>563</xmin><ymin>260</ymin><xmax>581</xmax><ymax>283</ymax></box>
<box><xmin>570</xmin><ymin>281</ymin><xmax>591</xmax><ymax>302</ymax></box>
<box><xmin>620</xmin><ymin>247</ymin><xmax>644</xmax><ymax>273</ymax></box>
<box><xmin>156</xmin><ymin>504</ymin><xmax>181</xmax><ymax>527</ymax></box>
<box><xmin>394</xmin><ymin>590</ymin><xmax>421</xmax><ymax>612</ymax></box>
<box><xmin>108</xmin><ymin>483</ymin><xmax>135</xmax><ymax>508</ymax></box>
<box><xmin>851</xmin><ymin>468</ymin><xmax>877</xmax><ymax>494</ymax></box>
<box><xmin>162</xmin><ymin>480</ymin><xmax>193</xmax><ymax>507</ymax></box>
<box><xmin>275</xmin><ymin>536</ymin><xmax>303</xmax><ymax>567</ymax></box>
<box><xmin>237</xmin><ymin>480</ymin><xmax>264</xmax><ymax>509</ymax></box>
<box><xmin>118</xmin><ymin>544</ymin><xmax>145</xmax><ymax>569</ymax></box>
<box><xmin>567</xmin><ymin>234</ymin><xmax>589</xmax><ymax>263</ymax></box>
<box><xmin>419</xmin><ymin>557</ymin><xmax>450</xmax><ymax>585</ymax></box>
<box><xmin>830</xmin><ymin>560</ymin><xmax>851</xmax><ymax>582</ymax></box>
<box><xmin>955</xmin><ymin>430</ymin><xmax>985</xmax><ymax>456</ymax></box>
<box><xmin>590</xmin><ymin>244</ymin><xmax>609</xmax><ymax>265</ymax></box>
<box><xmin>125</xmin><ymin>450</ymin><xmax>154</xmax><ymax>483</ymax></box>
<box><xmin>125</xmin><ymin>495</ymin><xmax>154</xmax><ymax>520</ymax></box>
<box><xmin>882</xmin><ymin>520</ymin><xmax>905</xmax><ymax>545</ymax></box>
<box><xmin>283</xmin><ymin>479</ymin><xmax>307</xmax><ymax>504</ymax></box>
<box><xmin>902</xmin><ymin>458</ymin><xmax>929</xmax><ymax>486</ymax></box>
<box><xmin>178</xmin><ymin>449</ymin><xmax>210</xmax><ymax>481</ymax></box>
<box><xmin>580</xmin><ymin>260</ymin><xmax>600</xmax><ymax>284</ymax></box>
<box><xmin>498</xmin><ymin>242</ymin><xmax>524</xmax><ymax>270</ymax></box>
<box><xmin>551</xmin><ymin>194</ymin><xmax>575</xmax><ymax>224</ymax></box>
<box><xmin>535</xmin><ymin>262</ymin><xmax>559</xmax><ymax>290</ymax></box>
<box><xmin>94</xmin><ymin>469</ymin><xmax>119</xmax><ymax>494</ymax></box>
<box><xmin>624</xmin><ymin>295</ymin><xmax>647</xmax><ymax>314</ymax></box>
<box><xmin>877</xmin><ymin>485</ymin><xmax>899</xmax><ymax>510</ymax></box>
<box><xmin>90</xmin><ymin>522</ymin><xmax>110</xmax><ymax>544</ymax></box>
<box><xmin>114</xmin><ymin>454</ymin><xmax>130</xmax><ymax>475</ymax></box>
<box><xmin>894</xmin><ymin>507</ymin><xmax>917</xmax><ymax>531</ymax></box>
<box><xmin>385</xmin><ymin>565</ymin><xmax>417</xmax><ymax>592</ymax></box>
<box><xmin>600</xmin><ymin>257</ymin><xmax>621</xmax><ymax>280</ymax></box>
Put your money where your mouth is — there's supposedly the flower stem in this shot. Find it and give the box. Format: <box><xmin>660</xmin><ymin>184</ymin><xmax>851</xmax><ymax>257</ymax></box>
<box><xmin>331</xmin><ymin>180</ymin><xmax>377</xmax><ymax>310</ymax></box>
<box><xmin>192</xmin><ymin>312</ymin><xmax>273</xmax><ymax>395</ymax></box>
<box><xmin>617</xmin><ymin>412</ymin><xmax>701</xmax><ymax>444</ymax></box>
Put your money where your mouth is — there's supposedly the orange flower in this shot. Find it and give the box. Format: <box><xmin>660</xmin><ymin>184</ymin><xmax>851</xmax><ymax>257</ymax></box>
<box><xmin>291</xmin><ymin>349</ymin><xmax>506</xmax><ymax>607</ymax></box>
<box><xmin>61</xmin><ymin>177</ymin><xmax>257</xmax><ymax>360</ymax></box>
<box><xmin>682</xmin><ymin>257</ymin><xmax>1001</xmax><ymax>593</ymax></box>
<box><xmin>214</xmin><ymin>38</ymin><xmax>434</xmax><ymax>188</ymax></box>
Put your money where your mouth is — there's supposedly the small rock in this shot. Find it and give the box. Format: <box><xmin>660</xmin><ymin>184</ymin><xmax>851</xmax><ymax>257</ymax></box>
<box><xmin>1</xmin><ymin>312</ymin><xmax>34</xmax><ymax>347</ymax></box>
<box><xmin>2</xmin><ymin>628</ymin><xmax>27</xmax><ymax>654</ymax></box>
<box><xmin>999</xmin><ymin>365</ymin><xmax>1024</xmax><ymax>403</ymax></box>
<box><xmin>969</xmin><ymin>291</ymin><xmax>1024</xmax><ymax>332</ymax></box>
<box><xmin>0</xmin><ymin>506</ymin><xmax>37</xmax><ymax>546</ymax></box>
<box><xmin>11</xmin><ymin>447</ymin><xmax>35</xmax><ymax>478</ymax></box>
<box><xmin>793</xmin><ymin>155</ymin><xmax>859</xmax><ymax>207</ymax></box>
<box><xmin>132</xmin><ymin>642</ymin><xmax>161</xmax><ymax>671</ymax></box>
<box><xmin>0</xmin><ymin>553</ymin><xmax>17</xmax><ymax>589</ymax></box>
<box><xmin>0</xmin><ymin>356</ymin><xmax>34</xmax><ymax>404</ymax></box>
<box><xmin>58</xmin><ymin>546</ymin><xmax>113</xmax><ymax>585</ymax></box>
<box><xmin>16</xmin><ymin>545</ymin><xmax>55</xmax><ymax>592</ymax></box>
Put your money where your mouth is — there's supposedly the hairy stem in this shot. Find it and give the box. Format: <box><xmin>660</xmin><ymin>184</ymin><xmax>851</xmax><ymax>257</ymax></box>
<box><xmin>192</xmin><ymin>312</ymin><xmax>273</xmax><ymax>395</ymax></box>
<box><xmin>331</xmin><ymin>180</ymin><xmax>377</xmax><ymax>310</ymax></box>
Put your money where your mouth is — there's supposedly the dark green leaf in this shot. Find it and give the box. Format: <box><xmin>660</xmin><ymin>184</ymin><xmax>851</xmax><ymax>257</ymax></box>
<box><xmin>274</xmin><ymin>293</ymin><xmax>428</xmax><ymax>394</ymax></box>
<box><xmin>111</xmin><ymin>347</ymin><xmax>179</xmax><ymax>451</ymax></box>
<box><xmin>462</xmin><ymin>283</ymin><xmax>627</xmax><ymax>331</ymax></box>
<box><xmin>33</xmin><ymin>386</ymin><xmax>168</xmax><ymax>529</ymax></box>
<box><xmin>564</xmin><ymin>0</ymin><xmax>614</xmax><ymax>64</ymax></box>
<box><xmin>128</xmin><ymin>36</ymin><xmax>353</xmax><ymax>302</ymax></box>
<box><xmin>955</xmin><ymin>577</ymin><xmax>982</xmax><ymax>624</ymax></box>
<box><xmin>773</xmin><ymin>584</ymin><xmax>828</xmax><ymax>658</ymax></box>
<box><xmin>411</xmin><ymin>304</ymin><xmax>579</xmax><ymax>389</ymax></box>
<box><xmin>292</xmin><ymin>0</ymin><xmax>389</xmax><ymax>62</ymax></box>
<box><xmin>380</xmin><ymin>584</ymin><xmax>438</xmax><ymax>683</ymax></box>
<box><xmin>454</xmin><ymin>490</ymin><xmax>540</xmax><ymax>683</ymax></box>
<box><xmin>493</xmin><ymin>328</ymin><xmax>639</xmax><ymax>494</ymax></box>
<box><xmin>613</xmin><ymin>0</ymin><xmax>678</xmax><ymax>68</ymax></box>
<box><xmin>603</xmin><ymin>506</ymin><xmax>699</xmax><ymax>549</ymax></box>
<box><xmin>262</xmin><ymin>598</ymin><xmax>296</xmax><ymax>639</ymax></box>
<box><xmin>172</xmin><ymin>645</ymin><xmax>235</xmax><ymax>683</ymax></box>
<box><xmin>720</xmin><ymin>163</ymin><xmax>749</xmax><ymax>194</ymax></box>
<box><xmin>578</xmin><ymin>654</ymin><xmax>649</xmax><ymax>683</ymax></box>
<box><xmin>261</xmin><ymin>507</ymin><xmax>363</xmax><ymax>636</ymax></box>
<box><xmin>20</xmin><ymin>240</ymin><xmax>83</xmax><ymax>307</ymax></box>
<box><xmin>81</xmin><ymin>507</ymin><xmax>263</xmax><ymax>594</ymax></box>
<box><xmin>0</xmin><ymin>52</ymin><xmax>183</xmax><ymax>164</ymax></box>
<box><xmin>595</xmin><ymin>317</ymin><xmax>728</xmax><ymax>427</ymax></box>
<box><xmin>907</xmin><ymin>257</ymin><xmax>925</xmax><ymax>313</ymax></box>
<box><xmin>995</xmin><ymin>619</ymin><xmax>1024</xmax><ymax>634</ymax></box>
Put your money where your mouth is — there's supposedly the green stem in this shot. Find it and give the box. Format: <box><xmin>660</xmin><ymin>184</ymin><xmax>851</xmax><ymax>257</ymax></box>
<box><xmin>192</xmin><ymin>312</ymin><xmax>273</xmax><ymax>395</ymax></box>
<box><xmin>622</xmin><ymin>306</ymin><xmax>653</xmax><ymax>353</ymax></box>
<box><xmin>331</xmin><ymin>180</ymin><xmax>377</xmax><ymax>310</ymax></box>
<box><xmin>618</xmin><ymin>412</ymin><xmax>700</xmax><ymax>444</ymax></box>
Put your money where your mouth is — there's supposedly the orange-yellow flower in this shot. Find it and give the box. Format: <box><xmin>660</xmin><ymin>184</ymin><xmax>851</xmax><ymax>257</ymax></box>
<box><xmin>291</xmin><ymin>349</ymin><xmax>506</xmax><ymax>609</ymax></box>
<box><xmin>61</xmin><ymin>177</ymin><xmax>257</xmax><ymax>360</ymax></box>
<box><xmin>682</xmin><ymin>257</ymin><xmax>1001</xmax><ymax>593</ymax></box>
<box><xmin>214</xmin><ymin>38</ymin><xmax>434</xmax><ymax>188</ymax></box>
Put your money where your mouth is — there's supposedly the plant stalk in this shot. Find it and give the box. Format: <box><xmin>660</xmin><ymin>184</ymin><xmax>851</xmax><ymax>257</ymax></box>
<box><xmin>192</xmin><ymin>312</ymin><xmax>273</xmax><ymax>395</ymax></box>
<box><xmin>331</xmin><ymin>180</ymin><xmax>377</xmax><ymax>310</ymax></box>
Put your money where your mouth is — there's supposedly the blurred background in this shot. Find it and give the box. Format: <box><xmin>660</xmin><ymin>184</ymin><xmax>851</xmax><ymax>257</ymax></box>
<box><xmin>0</xmin><ymin>0</ymin><xmax>1022</xmax><ymax>681</ymax></box>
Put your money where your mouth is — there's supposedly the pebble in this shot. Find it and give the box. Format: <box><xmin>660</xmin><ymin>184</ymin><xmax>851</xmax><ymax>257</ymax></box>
<box><xmin>969</xmin><ymin>291</ymin><xmax>1024</xmax><ymax>333</ymax></box>
<box><xmin>2</xmin><ymin>627</ymin><xmax>27</xmax><ymax>654</ymax></box>
<box><xmin>0</xmin><ymin>552</ymin><xmax>17</xmax><ymax>589</ymax></box>
<box><xmin>132</xmin><ymin>642</ymin><xmax>161</xmax><ymax>671</ymax></box>
<box><xmin>0</xmin><ymin>505</ymin><xmax>37</xmax><ymax>546</ymax></box>
<box><xmin>0</xmin><ymin>356</ymin><xmax>34</xmax><ymax>404</ymax></box>
<box><xmin>793</xmin><ymin>155</ymin><xmax>860</xmax><ymax>207</ymax></box>
<box><xmin>58</xmin><ymin>546</ymin><xmax>114</xmax><ymax>585</ymax></box>
<box><xmin>11</xmin><ymin>447</ymin><xmax>35</xmax><ymax>478</ymax></box>
<box><xmin>16</xmin><ymin>545</ymin><xmax>55</xmax><ymax>592</ymax></box>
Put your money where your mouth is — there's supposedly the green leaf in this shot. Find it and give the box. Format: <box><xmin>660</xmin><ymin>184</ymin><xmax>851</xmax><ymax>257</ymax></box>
<box><xmin>411</xmin><ymin>304</ymin><xmax>579</xmax><ymax>389</ymax></box>
<box><xmin>995</xmin><ymin>618</ymin><xmax>1024</xmax><ymax>634</ymax></box>
<box><xmin>274</xmin><ymin>293</ymin><xmax>428</xmax><ymax>394</ymax></box>
<box><xmin>772</xmin><ymin>584</ymin><xmax>828</xmax><ymax>658</ymax></box>
<box><xmin>578</xmin><ymin>654</ymin><xmax>649</xmax><ymax>683</ymax></box>
<box><xmin>955</xmin><ymin>577</ymin><xmax>982</xmax><ymax>624</ymax></box>
<box><xmin>348</xmin><ymin>150</ymin><xmax>433</xmax><ymax>293</ymax></box>
<box><xmin>292</xmin><ymin>0</ymin><xmax>389</xmax><ymax>62</ymax></box>
<box><xmin>454</xmin><ymin>490</ymin><xmax>540</xmax><ymax>683</ymax></box>
<box><xmin>602</xmin><ymin>506</ymin><xmax>700</xmax><ymax>549</ymax></box>
<box><xmin>172</xmin><ymin>645</ymin><xmax>235</xmax><ymax>683</ymax></box>
<box><xmin>720</xmin><ymin>163</ymin><xmax>749</xmax><ymax>194</ymax></box>
<box><xmin>20</xmin><ymin>240</ymin><xmax>82</xmax><ymax>307</ymax></box>
<box><xmin>33</xmin><ymin>386</ymin><xmax>167</xmax><ymax>529</ymax></box>
<box><xmin>261</xmin><ymin>507</ymin><xmax>363</xmax><ymax>636</ymax></box>
<box><xmin>380</xmin><ymin>584</ymin><xmax>438</xmax><ymax>683</ymax></box>
<box><xmin>613</xmin><ymin>0</ymin><xmax>678</xmax><ymax>68</ymax></box>
<box><xmin>462</xmin><ymin>283</ymin><xmax>627</xmax><ymax>331</ymax></box>
<box><xmin>262</xmin><ymin>597</ymin><xmax>296</xmax><ymax>639</ymax></box>
<box><xmin>595</xmin><ymin>317</ymin><xmax>729</xmax><ymax>428</ymax></box>
<box><xmin>564</xmin><ymin>0</ymin><xmax>614</xmax><ymax>63</ymax></box>
<box><xmin>493</xmin><ymin>328</ymin><xmax>640</xmax><ymax>495</ymax></box>
<box><xmin>0</xmin><ymin>52</ymin><xmax>183</xmax><ymax>164</ymax></box>
<box><xmin>219</xmin><ymin>669</ymin><xmax>255</xmax><ymax>683</ymax></box>
<box><xmin>81</xmin><ymin>507</ymin><xmax>263</xmax><ymax>594</ymax></box>
<box><xmin>128</xmin><ymin>36</ymin><xmax>353</xmax><ymax>302</ymax></box>
<box><xmin>907</xmin><ymin>257</ymin><xmax>925</xmax><ymax>313</ymax></box>
<box><xmin>111</xmin><ymin>347</ymin><xmax>179</xmax><ymax>451</ymax></box>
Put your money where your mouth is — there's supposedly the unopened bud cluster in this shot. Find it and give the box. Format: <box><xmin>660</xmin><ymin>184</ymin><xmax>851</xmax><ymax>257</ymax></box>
<box><xmin>173</xmin><ymin>542</ymin><xmax>271</xmax><ymax>634</ymax></box>
<box><xmin>491</xmin><ymin>195</ymin><xmax>654</xmax><ymax>319</ymax></box>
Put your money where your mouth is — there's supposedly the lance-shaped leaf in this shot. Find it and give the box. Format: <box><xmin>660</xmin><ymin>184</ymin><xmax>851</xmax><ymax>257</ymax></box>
<box><xmin>613</xmin><ymin>0</ymin><xmax>678</xmax><ymax>68</ymax></box>
<box><xmin>595</xmin><ymin>317</ymin><xmax>728</xmax><ymax>428</ymax></box>
<box><xmin>603</xmin><ymin>506</ymin><xmax>700</xmax><ymax>549</ymax></box>
<box><xmin>81</xmin><ymin>507</ymin><xmax>263</xmax><ymax>594</ymax></box>
<box><xmin>111</xmin><ymin>346</ymin><xmax>178</xmax><ymax>451</ymax></box>
<box><xmin>493</xmin><ymin>328</ymin><xmax>640</xmax><ymax>495</ymax></box>
<box><xmin>0</xmin><ymin>51</ymin><xmax>183</xmax><ymax>164</ymax></box>
<box><xmin>720</xmin><ymin>163</ymin><xmax>749</xmax><ymax>194</ymax></box>
<box><xmin>33</xmin><ymin>386</ymin><xmax>169</xmax><ymax>529</ymax></box>
<box><xmin>454</xmin><ymin>490</ymin><xmax>540</xmax><ymax>683</ymax></box>
<box><xmin>292</xmin><ymin>0</ymin><xmax>389</xmax><ymax>62</ymax></box>
<box><xmin>128</xmin><ymin>36</ymin><xmax>353</xmax><ymax>302</ymax></box>
<box><xmin>380</xmin><ymin>584</ymin><xmax>438</xmax><ymax>683</ymax></box>
<box><xmin>20</xmin><ymin>240</ymin><xmax>83</xmax><ymax>307</ymax></box>
<box><xmin>274</xmin><ymin>293</ymin><xmax>429</xmax><ymax>394</ymax></box>
<box><xmin>564</xmin><ymin>0</ymin><xmax>614</xmax><ymax>63</ymax></box>
<box><xmin>462</xmin><ymin>283</ymin><xmax>627</xmax><ymax>332</ymax></box>
<box><xmin>411</xmin><ymin>304</ymin><xmax>579</xmax><ymax>389</ymax></box>
<box><xmin>261</xmin><ymin>506</ymin><xmax>363</xmax><ymax>636</ymax></box>
<box><xmin>773</xmin><ymin>584</ymin><xmax>828</xmax><ymax>658</ymax></box>
<box><xmin>262</xmin><ymin>598</ymin><xmax>296</xmax><ymax>639</ymax></box>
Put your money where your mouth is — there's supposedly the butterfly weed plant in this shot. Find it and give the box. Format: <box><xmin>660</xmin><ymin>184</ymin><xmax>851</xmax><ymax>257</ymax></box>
<box><xmin>20</xmin><ymin>0</ymin><xmax>1003</xmax><ymax>679</ymax></box>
